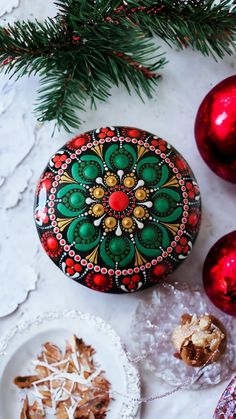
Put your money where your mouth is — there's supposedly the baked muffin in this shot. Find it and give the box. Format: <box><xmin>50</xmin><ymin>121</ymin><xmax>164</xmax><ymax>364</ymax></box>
<box><xmin>172</xmin><ymin>313</ymin><xmax>226</xmax><ymax>367</ymax></box>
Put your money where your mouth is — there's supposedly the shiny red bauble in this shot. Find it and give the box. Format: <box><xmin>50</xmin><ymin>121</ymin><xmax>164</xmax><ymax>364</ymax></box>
<box><xmin>203</xmin><ymin>231</ymin><xmax>236</xmax><ymax>316</ymax></box>
<box><xmin>195</xmin><ymin>76</ymin><xmax>236</xmax><ymax>183</ymax></box>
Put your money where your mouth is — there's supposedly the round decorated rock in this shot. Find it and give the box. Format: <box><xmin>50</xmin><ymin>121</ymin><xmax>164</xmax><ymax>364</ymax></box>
<box><xmin>34</xmin><ymin>127</ymin><xmax>201</xmax><ymax>293</ymax></box>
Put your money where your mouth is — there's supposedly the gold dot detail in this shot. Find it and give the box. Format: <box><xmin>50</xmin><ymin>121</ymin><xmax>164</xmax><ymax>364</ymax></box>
<box><xmin>93</xmin><ymin>187</ymin><xmax>104</xmax><ymax>199</ymax></box>
<box><xmin>105</xmin><ymin>217</ymin><xmax>116</xmax><ymax>229</ymax></box>
<box><xmin>106</xmin><ymin>175</ymin><xmax>117</xmax><ymax>187</ymax></box>
<box><xmin>92</xmin><ymin>204</ymin><xmax>104</xmax><ymax>216</ymax></box>
<box><xmin>133</xmin><ymin>206</ymin><xmax>145</xmax><ymax>218</ymax></box>
<box><xmin>122</xmin><ymin>217</ymin><xmax>133</xmax><ymax>229</ymax></box>
<box><xmin>135</xmin><ymin>189</ymin><xmax>146</xmax><ymax>200</ymax></box>
<box><xmin>124</xmin><ymin>176</ymin><xmax>135</xmax><ymax>188</ymax></box>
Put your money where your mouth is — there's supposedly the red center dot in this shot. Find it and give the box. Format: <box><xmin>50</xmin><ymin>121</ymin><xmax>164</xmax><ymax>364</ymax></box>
<box><xmin>109</xmin><ymin>191</ymin><xmax>130</xmax><ymax>212</ymax></box>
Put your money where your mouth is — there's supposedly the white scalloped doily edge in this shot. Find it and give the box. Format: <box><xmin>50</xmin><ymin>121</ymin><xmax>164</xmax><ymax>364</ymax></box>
<box><xmin>0</xmin><ymin>0</ymin><xmax>20</xmax><ymax>17</ymax></box>
<box><xmin>0</xmin><ymin>264</ymin><xmax>38</xmax><ymax>317</ymax></box>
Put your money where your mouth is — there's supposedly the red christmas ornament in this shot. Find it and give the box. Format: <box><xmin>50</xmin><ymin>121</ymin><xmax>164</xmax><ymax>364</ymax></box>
<box><xmin>203</xmin><ymin>231</ymin><xmax>236</xmax><ymax>316</ymax></box>
<box><xmin>214</xmin><ymin>375</ymin><xmax>236</xmax><ymax>418</ymax></box>
<box><xmin>195</xmin><ymin>75</ymin><xmax>236</xmax><ymax>183</ymax></box>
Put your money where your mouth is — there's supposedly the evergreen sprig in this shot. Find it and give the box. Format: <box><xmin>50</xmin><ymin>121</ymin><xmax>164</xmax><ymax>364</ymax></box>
<box><xmin>0</xmin><ymin>0</ymin><xmax>236</xmax><ymax>132</ymax></box>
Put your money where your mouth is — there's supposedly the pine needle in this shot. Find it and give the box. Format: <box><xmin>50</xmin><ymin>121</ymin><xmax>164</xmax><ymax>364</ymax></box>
<box><xmin>0</xmin><ymin>0</ymin><xmax>236</xmax><ymax>132</ymax></box>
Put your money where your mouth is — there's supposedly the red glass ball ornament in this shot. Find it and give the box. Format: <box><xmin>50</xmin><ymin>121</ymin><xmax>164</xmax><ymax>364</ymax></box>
<box><xmin>203</xmin><ymin>231</ymin><xmax>236</xmax><ymax>316</ymax></box>
<box><xmin>195</xmin><ymin>76</ymin><xmax>236</xmax><ymax>183</ymax></box>
<box><xmin>214</xmin><ymin>375</ymin><xmax>236</xmax><ymax>418</ymax></box>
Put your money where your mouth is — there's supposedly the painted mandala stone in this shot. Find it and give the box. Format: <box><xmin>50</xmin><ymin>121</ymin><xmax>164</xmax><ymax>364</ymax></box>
<box><xmin>34</xmin><ymin>127</ymin><xmax>201</xmax><ymax>293</ymax></box>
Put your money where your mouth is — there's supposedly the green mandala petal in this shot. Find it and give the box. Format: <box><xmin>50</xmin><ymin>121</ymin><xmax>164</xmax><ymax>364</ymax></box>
<box><xmin>153</xmin><ymin>187</ymin><xmax>181</xmax><ymax>202</ymax></box>
<box><xmin>100</xmin><ymin>236</ymin><xmax>135</xmax><ymax>268</ymax></box>
<box><xmin>137</xmin><ymin>156</ymin><xmax>169</xmax><ymax>187</ymax></box>
<box><xmin>151</xmin><ymin>188</ymin><xmax>182</xmax><ymax>221</ymax></box>
<box><xmin>135</xmin><ymin>223</ymin><xmax>169</xmax><ymax>257</ymax></box>
<box><xmin>71</xmin><ymin>155</ymin><xmax>104</xmax><ymax>184</ymax></box>
<box><xmin>57</xmin><ymin>184</ymin><xmax>87</xmax><ymax>217</ymax></box>
<box><xmin>156</xmin><ymin>207</ymin><xmax>183</xmax><ymax>223</ymax></box>
<box><xmin>156</xmin><ymin>165</ymin><xmax>169</xmax><ymax>188</ymax></box>
<box><xmin>68</xmin><ymin>217</ymin><xmax>101</xmax><ymax>251</ymax></box>
<box><xmin>105</xmin><ymin>144</ymin><xmax>136</xmax><ymax>172</ymax></box>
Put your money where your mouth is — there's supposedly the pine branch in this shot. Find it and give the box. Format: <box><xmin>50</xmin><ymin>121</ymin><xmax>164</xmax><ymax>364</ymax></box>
<box><xmin>0</xmin><ymin>0</ymin><xmax>236</xmax><ymax>132</ymax></box>
<box><xmin>57</xmin><ymin>0</ymin><xmax>236</xmax><ymax>57</ymax></box>
<box><xmin>36</xmin><ymin>70</ymin><xmax>86</xmax><ymax>132</ymax></box>
<box><xmin>122</xmin><ymin>0</ymin><xmax>236</xmax><ymax>58</ymax></box>
<box><xmin>34</xmin><ymin>12</ymin><xmax>165</xmax><ymax>130</ymax></box>
<box><xmin>113</xmin><ymin>51</ymin><xmax>160</xmax><ymax>80</ymax></box>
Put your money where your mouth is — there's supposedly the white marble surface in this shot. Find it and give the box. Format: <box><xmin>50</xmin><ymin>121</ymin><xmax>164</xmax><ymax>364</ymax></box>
<box><xmin>0</xmin><ymin>0</ymin><xmax>236</xmax><ymax>418</ymax></box>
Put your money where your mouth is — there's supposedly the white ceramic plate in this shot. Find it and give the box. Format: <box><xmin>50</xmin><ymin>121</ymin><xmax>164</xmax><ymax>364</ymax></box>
<box><xmin>0</xmin><ymin>310</ymin><xmax>141</xmax><ymax>419</ymax></box>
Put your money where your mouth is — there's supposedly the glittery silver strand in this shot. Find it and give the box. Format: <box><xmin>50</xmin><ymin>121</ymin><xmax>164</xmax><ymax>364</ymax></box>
<box><xmin>117</xmin><ymin>328</ymin><xmax>220</xmax><ymax>404</ymax></box>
